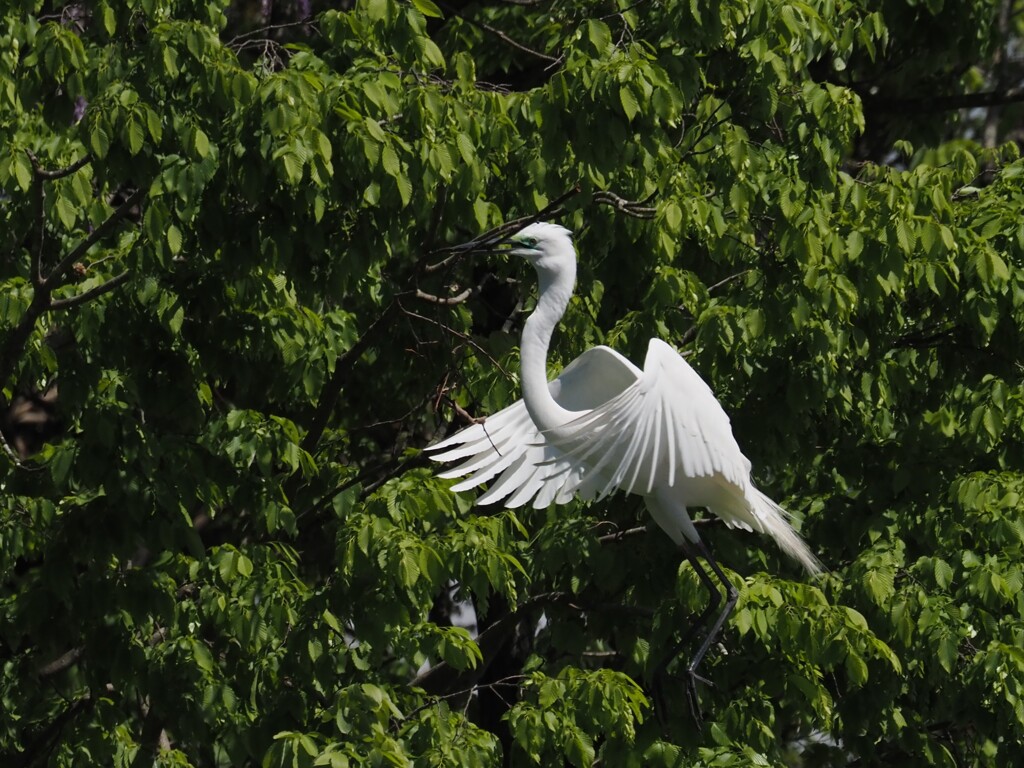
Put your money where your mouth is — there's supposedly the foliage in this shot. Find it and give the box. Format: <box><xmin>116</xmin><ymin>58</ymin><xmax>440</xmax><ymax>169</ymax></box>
<box><xmin>2</xmin><ymin>0</ymin><xmax>1024</xmax><ymax>765</ymax></box>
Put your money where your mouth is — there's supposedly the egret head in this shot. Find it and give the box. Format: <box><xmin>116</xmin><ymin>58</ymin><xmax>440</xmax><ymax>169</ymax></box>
<box><xmin>505</xmin><ymin>222</ymin><xmax>576</xmax><ymax>272</ymax></box>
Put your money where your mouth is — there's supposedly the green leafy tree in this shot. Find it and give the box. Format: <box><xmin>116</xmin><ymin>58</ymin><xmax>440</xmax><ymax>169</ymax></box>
<box><xmin>2</xmin><ymin>0</ymin><xmax>1024</xmax><ymax>765</ymax></box>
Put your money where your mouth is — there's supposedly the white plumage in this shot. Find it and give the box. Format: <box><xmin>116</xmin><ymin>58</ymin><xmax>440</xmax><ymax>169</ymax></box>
<box><xmin>429</xmin><ymin>222</ymin><xmax>821</xmax><ymax>575</ymax></box>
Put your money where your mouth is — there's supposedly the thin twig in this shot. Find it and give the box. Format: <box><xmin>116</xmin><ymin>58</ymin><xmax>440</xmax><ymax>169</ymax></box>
<box><xmin>227</xmin><ymin>18</ymin><xmax>316</xmax><ymax>46</ymax></box>
<box><xmin>436</xmin><ymin>0</ymin><xmax>560</xmax><ymax>63</ymax></box>
<box><xmin>706</xmin><ymin>270</ymin><xmax>750</xmax><ymax>294</ymax></box>
<box><xmin>397</xmin><ymin>301</ymin><xmax>512</xmax><ymax>380</ymax></box>
<box><xmin>424</xmin><ymin>187</ymin><xmax>580</xmax><ymax>269</ymax></box>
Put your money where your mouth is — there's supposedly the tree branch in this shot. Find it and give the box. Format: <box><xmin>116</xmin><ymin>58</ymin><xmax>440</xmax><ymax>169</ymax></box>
<box><xmin>27</xmin><ymin>151</ymin><xmax>91</xmax><ymax>181</ymax></box>
<box><xmin>300</xmin><ymin>301</ymin><xmax>400</xmax><ymax>453</ymax></box>
<box><xmin>593</xmin><ymin>189</ymin><xmax>656</xmax><ymax>218</ymax></box>
<box><xmin>436</xmin><ymin>0</ymin><xmax>560</xmax><ymax>63</ymax></box>
<box><xmin>45</xmin><ymin>188</ymin><xmax>143</xmax><ymax>290</ymax></box>
<box><xmin>36</xmin><ymin>646</ymin><xmax>83</xmax><ymax>677</ymax></box>
<box><xmin>26</xmin><ymin>152</ymin><xmax>47</xmax><ymax>287</ymax></box>
<box><xmin>397</xmin><ymin>301</ymin><xmax>512</xmax><ymax>380</ymax></box>
<box><xmin>596</xmin><ymin>525</ymin><xmax>649</xmax><ymax>543</ymax></box>
<box><xmin>7</xmin><ymin>694</ymin><xmax>92</xmax><ymax>768</ymax></box>
<box><xmin>50</xmin><ymin>271</ymin><xmax>130</xmax><ymax>311</ymax></box>
<box><xmin>415</xmin><ymin>286</ymin><xmax>474</xmax><ymax>305</ymax></box>
<box><xmin>1</xmin><ymin>181</ymin><xmax>142</xmax><ymax>389</ymax></box>
<box><xmin>863</xmin><ymin>84</ymin><xmax>1024</xmax><ymax>113</ymax></box>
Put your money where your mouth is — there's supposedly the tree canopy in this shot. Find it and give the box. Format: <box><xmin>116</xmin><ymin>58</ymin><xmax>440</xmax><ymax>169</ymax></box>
<box><xmin>2</xmin><ymin>0</ymin><xmax>1024</xmax><ymax>765</ymax></box>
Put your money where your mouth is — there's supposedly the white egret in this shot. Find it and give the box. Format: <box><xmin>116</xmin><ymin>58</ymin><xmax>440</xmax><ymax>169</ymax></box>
<box><xmin>428</xmin><ymin>222</ymin><xmax>821</xmax><ymax>710</ymax></box>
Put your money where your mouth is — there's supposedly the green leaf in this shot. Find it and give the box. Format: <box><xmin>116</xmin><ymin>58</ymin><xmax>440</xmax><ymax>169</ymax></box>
<box><xmin>193</xmin><ymin>127</ymin><xmax>210</xmax><ymax>158</ymax></box>
<box><xmin>845</xmin><ymin>651</ymin><xmax>868</xmax><ymax>687</ymax></box>
<box><xmin>937</xmin><ymin>633</ymin><xmax>959</xmax><ymax>674</ymax></box>
<box><xmin>619</xmin><ymin>86</ymin><xmax>639</xmax><ymax>122</ymax></box>
<box><xmin>456</xmin><ymin>132</ymin><xmax>475</xmax><ymax>165</ymax></box>
<box><xmin>236</xmin><ymin>553</ymin><xmax>253</xmax><ymax>577</ymax></box>
<box><xmin>381</xmin><ymin>143</ymin><xmax>400</xmax><ymax>177</ymax></box>
<box><xmin>127</xmin><ymin>116</ymin><xmax>145</xmax><ymax>155</ymax></box>
<box><xmin>12</xmin><ymin>152</ymin><xmax>32</xmax><ymax>192</ymax></box>
<box><xmin>411</xmin><ymin>0</ymin><xmax>442</xmax><ymax>17</ymax></box>
<box><xmin>167</xmin><ymin>224</ymin><xmax>182</xmax><ymax>254</ymax></box>
<box><xmin>846</xmin><ymin>230</ymin><xmax>864</xmax><ymax>261</ymax></box>
<box><xmin>587</xmin><ymin>19</ymin><xmax>612</xmax><ymax>53</ymax></box>
<box><xmin>55</xmin><ymin>195</ymin><xmax>76</xmax><ymax>230</ymax></box>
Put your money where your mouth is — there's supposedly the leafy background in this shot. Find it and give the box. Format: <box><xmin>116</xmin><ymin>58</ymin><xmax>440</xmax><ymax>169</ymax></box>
<box><xmin>2</xmin><ymin>0</ymin><xmax>1024</xmax><ymax>765</ymax></box>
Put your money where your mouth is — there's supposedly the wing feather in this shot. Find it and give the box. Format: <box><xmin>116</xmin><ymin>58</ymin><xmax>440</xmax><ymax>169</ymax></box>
<box><xmin>429</xmin><ymin>339</ymin><xmax>751</xmax><ymax>511</ymax></box>
<box><xmin>427</xmin><ymin>346</ymin><xmax>642</xmax><ymax>508</ymax></box>
<box><xmin>546</xmin><ymin>339</ymin><xmax>750</xmax><ymax>499</ymax></box>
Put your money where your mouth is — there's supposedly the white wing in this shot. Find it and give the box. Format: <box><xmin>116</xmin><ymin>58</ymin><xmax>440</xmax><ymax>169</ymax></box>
<box><xmin>427</xmin><ymin>346</ymin><xmax>641</xmax><ymax>508</ymax></box>
<box><xmin>542</xmin><ymin>339</ymin><xmax>753</xmax><ymax>501</ymax></box>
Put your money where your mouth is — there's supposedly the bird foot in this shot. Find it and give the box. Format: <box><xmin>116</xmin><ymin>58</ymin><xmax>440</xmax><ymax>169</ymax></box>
<box><xmin>651</xmin><ymin>665</ymin><xmax>713</xmax><ymax>731</ymax></box>
<box><xmin>685</xmin><ymin>667</ymin><xmax>714</xmax><ymax>728</ymax></box>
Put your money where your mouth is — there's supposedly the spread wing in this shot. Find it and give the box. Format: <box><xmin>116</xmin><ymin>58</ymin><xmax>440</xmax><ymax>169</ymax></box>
<box><xmin>427</xmin><ymin>346</ymin><xmax>641</xmax><ymax>508</ymax></box>
<box><xmin>545</xmin><ymin>339</ymin><xmax>752</xmax><ymax>500</ymax></box>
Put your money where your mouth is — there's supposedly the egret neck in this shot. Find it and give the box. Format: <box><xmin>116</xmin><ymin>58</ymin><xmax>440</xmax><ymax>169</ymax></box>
<box><xmin>519</xmin><ymin>257</ymin><xmax>580</xmax><ymax>433</ymax></box>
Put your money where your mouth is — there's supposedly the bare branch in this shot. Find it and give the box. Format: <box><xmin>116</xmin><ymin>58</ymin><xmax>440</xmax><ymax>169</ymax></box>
<box><xmin>437</xmin><ymin>0</ymin><xmax>560</xmax><ymax>63</ymax></box>
<box><xmin>228</xmin><ymin>18</ymin><xmax>316</xmax><ymax>47</ymax></box>
<box><xmin>706</xmin><ymin>270</ymin><xmax>750</xmax><ymax>294</ymax></box>
<box><xmin>37</xmin><ymin>646</ymin><xmax>83</xmax><ymax>677</ymax></box>
<box><xmin>422</xmin><ymin>251</ymin><xmax>462</xmax><ymax>274</ymax></box>
<box><xmin>593</xmin><ymin>190</ymin><xmax>656</xmax><ymax>218</ymax></box>
<box><xmin>415</xmin><ymin>286</ymin><xmax>474</xmax><ymax>305</ymax></box>
<box><xmin>50</xmin><ymin>271</ymin><xmax>130</xmax><ymax>311</ymax></box>
<box><xmin>597</xmin><ymin>525</ymin><xmax>649</xmax><ymax>543</ymax></box>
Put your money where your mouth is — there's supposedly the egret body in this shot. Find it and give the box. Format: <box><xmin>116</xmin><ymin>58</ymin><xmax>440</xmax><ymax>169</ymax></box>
<box><xmin>428</xmin><ymin>222</ymin><xmax>821</xmax><ymax>709</ymax></box>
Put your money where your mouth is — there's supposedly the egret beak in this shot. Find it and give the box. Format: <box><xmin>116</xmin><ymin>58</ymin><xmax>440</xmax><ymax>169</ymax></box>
<box><xmin>446</xmin><ymin>235</ymin><xmax>515</xmax><ymax>255</ymax></box>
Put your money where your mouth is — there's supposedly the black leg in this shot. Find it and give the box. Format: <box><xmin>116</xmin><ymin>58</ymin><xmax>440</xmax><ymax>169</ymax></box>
<box><xmin>653</xmin><ymin>538</ymin><xmax>738</xmax><ymax>727</ymax></box>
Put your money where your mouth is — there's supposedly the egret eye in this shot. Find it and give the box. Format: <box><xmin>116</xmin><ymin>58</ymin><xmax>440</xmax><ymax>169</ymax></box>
<box><xmin>518</xmin><ymin>236</ymin><xmax>538</xmax><ymax>247</ymax></box>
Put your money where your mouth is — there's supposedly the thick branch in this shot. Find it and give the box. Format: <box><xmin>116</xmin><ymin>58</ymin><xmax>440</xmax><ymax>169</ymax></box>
<box><xmin>26</xmin><ymin>153</ymin><xmax>47</xmax><ymax>287</ymax></box>
<box><xmin>7</xmin><ymin>695</ymin><xmax>92</xmax><ymax>768</ymax></box>
<box><xmin>1</xmin><ymin>184</ymin><xmax>141</xmax><ymax>387</ymax></box>
<box><xmin>36</xmin><ymin>646</ymin><xmax>83</xmax><ymax>677</ymax></box>
<box><xmin>28</xmin><ymin>152</ymin><xmax>91</xmax><ymax>181</ymax></box>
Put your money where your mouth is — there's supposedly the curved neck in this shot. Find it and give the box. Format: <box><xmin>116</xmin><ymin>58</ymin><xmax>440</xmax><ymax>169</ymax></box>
<box><xmin>520</xmin><ymin>262</ymin><xmax>579</xmax><ymax>432</ymax></box>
